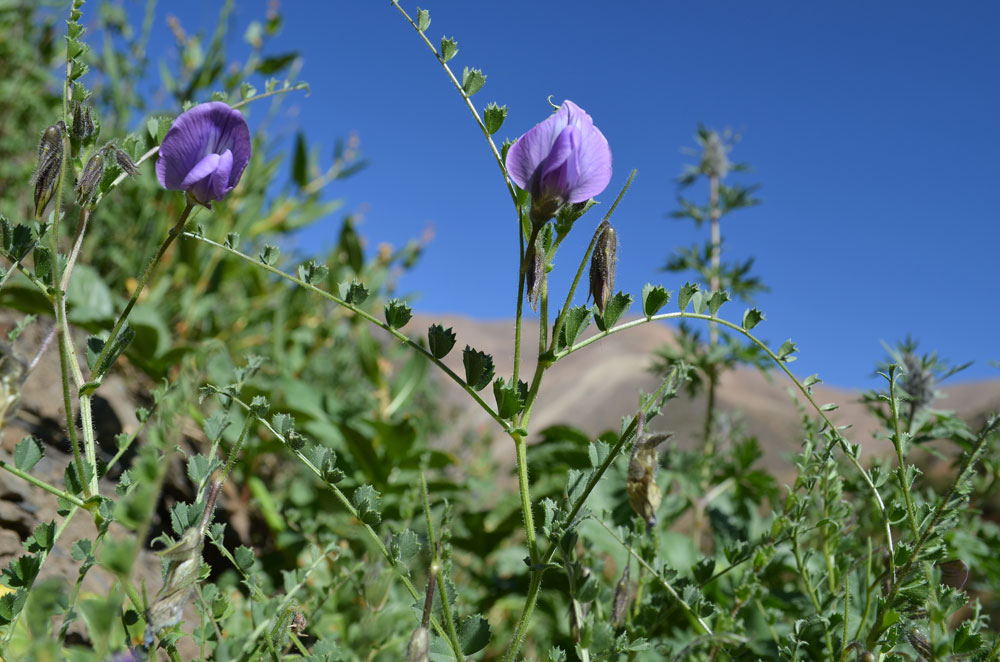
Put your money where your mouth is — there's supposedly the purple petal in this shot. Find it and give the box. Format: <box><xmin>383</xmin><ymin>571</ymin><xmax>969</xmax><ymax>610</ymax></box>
<box><xmin>505</xmin><ymin>100</ymin><xmax>612</xmax><ymax>205</ymax></box>
<box><xmin>180</xmin><ymin>153</ymin><xmax>222</xmax><ymax>190</ymax></box>
<box><xmin>566</xmin><ymin>122</ymin><xmax>612</xmax><ymax>203</ymax></box>
<box><xmin>155</xmin><ymin>101</ymin><xmax>251</xmax><ymax>199</ymax></box>
<box><xmin>505</xmin><ymin>104</ymin><xmax>571</xmax><ymax>191</ymax></box>
<box><xmin>209</xmin><ymin>149</ymin><xmax>234</xmax><ymax>201</ymax></box>
<box><xmin>182</xmin><ymin>150</ymin><xmax>235</xmax><ymax>204</ymax></box>
<box><xmin>537</xmin><ymin>125</ymin><xmax>581</xmax><ymax>200</ymax></box>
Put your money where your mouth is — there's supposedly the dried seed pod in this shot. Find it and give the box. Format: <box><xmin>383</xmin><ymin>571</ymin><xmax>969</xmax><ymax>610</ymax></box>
<box><xmin>589</xmin><ymin>221</ymin><xmax>617</xmax><ymax>314</ymax></box>
<box><xmin>626</xmin><ymin>412</ymin><xmax>671</xmax><ymax>530</ymax></box>
<box><xmin>611</xmin><ymin>563</ymin><xmax>632</xmax><ymax>629</ymax></box>
<box><xmin>33</xmin><ymin>122</ymin><xmax>65</xmax><ymax>219</ymax></box>
<box><xmin>76</xmin><ymin>152</ymin><xmax>104</xmax><ymax>206</ymax></box>
<box><xmin>144</xmin><ymin>483</ymin><xmax>219</xmax><ymax>645</ymax></box>
<box><xmin>406</xmin><ymin>627</ymin><xmax>429</xmax><ymax>662</ymax></box>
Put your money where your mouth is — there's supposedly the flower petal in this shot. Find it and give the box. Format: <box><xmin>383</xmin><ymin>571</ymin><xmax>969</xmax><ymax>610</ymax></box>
<box><xmin>208</xmin><ymin>149</ymin><xmax>234</xmax><ymax>201</ymax></box>
<box><xmin>155</xmin><ymin>101</ymin><xmax>252</xmax><ymax>197</ymax></box>
<box><xmin>566</xmin><ymin>123</ymin><xmax>612</xmax><ymax>203</ymax></box>
<box><xmin>180</xmin><ymin>153</ymin><xmax>222</xmax><ymax>190</ymax></box>
<box><xmin>537</xmin><ymin>125</ymin><xmax>581</xmax><ymax>201</ymax></box>
<box><xmin>505</xmin><ymin>103</ymin><xmax>570</xmax><ymax>191</ymax></box>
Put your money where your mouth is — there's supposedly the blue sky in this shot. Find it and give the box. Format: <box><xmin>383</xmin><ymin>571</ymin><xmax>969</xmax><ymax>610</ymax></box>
<box><xmin>138</xmin><ymin>1</ymin><xmax>999</xmax><ymax>388</ymax></box>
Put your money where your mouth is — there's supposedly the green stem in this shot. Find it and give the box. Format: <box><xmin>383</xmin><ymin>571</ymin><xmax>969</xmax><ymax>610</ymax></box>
<box><xmin>420</xmin><ymin>472</ymin><xmax>464</xmax><ymax>660</ymax></box>
<box><xmin>390</xmin><ymin>0</ymin><xmax>518</xmax><ymax>207</ymax></box>
<box><xmin>185</xmin><ymin>231</ymin><xmax>508</xmax><ymax>431</ymax></box>
<box><xmin>0</xmin><ymin>459</ymin><xmax>86</xmax><ymax>508</ymax></box>
<box><xmin>888</xmin><ymin>368</ymin><xmax>920</xmax><ymax>539</ymax></box>
<box><xmin>514</xmin><ymin>433</ymin><xmax>538</xmax><ymax>564</ymax></box>
<box><xmin>865</xmin><ymin>415</ymin><xmax>999</xmax><ymax>650</ymax></box>
<box><xmin>792</xmin><ymin>529</ymin><xmax>835</xmax><ymax>661</ymax></box>
<box><xmin>88</xmin><ymin>201</ymin><xmax>195</xmax><ymax>386</ymax></box>
<box><xmin>47</xmin><ymin>74</ymin><xmax>90</xmax><ymax>498</ymax></box>
<box><xmin>501</xmin><ymin>370</ymin><xmax>680</xmax><ymax>662</ymax></box>
<box><xmin>500</xmin><ymin>572</ymin><xmax>543</xmax><ymax>662</ymax></box>
<box><xmin>218</xmin><ymin>415</ymin><xmax>254</xmax><ymax>487</ymax></box>
<box><xmin>225</xmin><ymin>395</ymin><xmax>456</xmax><ymax>648</ymax></box>
<box><xmin>554</xmin><ymin>310</ymin><xmax>892</xmax><ymax>552</ymax></box>
<box><xmin>599</xmin><ymin>519</ymin><xmax>712</xmax><ymax>635</ymax></box>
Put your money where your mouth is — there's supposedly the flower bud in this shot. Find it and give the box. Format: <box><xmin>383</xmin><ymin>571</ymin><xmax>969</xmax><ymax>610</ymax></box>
<box><xmin>589</xmin><ymin>221</ymin><xmax>617</xmax><ymax>315</ymax></box>
<box><xmin>33</xmin><ymin>122</ymin><xmax>65</xmax><ymax>219</ymax></box>
<box><xmin>71</xmin><ymin>100</ymin><xmax>96</xmax><ymax>143</ymax></box>
<box><xmin>525</xmin><ymin>233</ymin><xmax>545</xmax><ymax>311</ymax></box>
<box><xmin>113</xmin><ymin>146</ymin><xmax>139</xmax><ymax>178</ymax></box>
<box><xmin>906</xmin><ymin>629</ymin><xmax>933</xmax><ymax>659</ymax></box>
<box><xmin>75</xmin><ymin>152</ymin><xmax>104</xmax><ymax>206</ymax></box>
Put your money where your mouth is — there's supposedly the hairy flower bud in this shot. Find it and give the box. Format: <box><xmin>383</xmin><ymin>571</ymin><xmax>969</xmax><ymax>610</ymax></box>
<box><xmin>701</xmin><ymin>130</ymin><xmax>730</xmax><ymax>180</ymax></box>
<box><xmin>33</xmin><ymin>122</ymin><xmax>65</xmax><ymax>219</ymax></box>
<box><xmin>71</xmin><ymin>100</ymin><xmax>96</xmax><ymax>143</ymax></box>
<box><xmin>589</xmin><ymin>221</ymin><xmax>617</xmax><ymax>314</ymax></box>
<box><xmin>144</xmin><ymin>525</ymin><xmax>205</xmax><ymax>645</ymax></box>
<box><xmin>113</xmin><ymin>147</ymin><xmax>139</xmax><ymax>178</ymax></box>
<box><xmin>76</xmin><ymin>152</ymin><xmax>104</xmax><ymax>206</ymax></box>
<box><xmin>906</xmin><ymin>629</ymin><xmax>933</xmax><ymax>659</ymax></box>
<box><xmin>525</xmin><ymin>232</ymin><xmax>545</xmax><ymax>311</ymax></box>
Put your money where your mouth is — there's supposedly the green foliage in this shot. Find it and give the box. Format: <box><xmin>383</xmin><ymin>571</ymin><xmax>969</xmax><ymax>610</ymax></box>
<box><xmin>0</xmin><ymin>3</ymin><xmax>996</xmax><ymax>661</ymax></box>
<box><xmin>483</xmin><ymin>102</ymin><xmax>508</xmax><ymax>135</ymax></box>
<box><xmin>462</xmin><ymin>345</ymin><xmax>494</xmax><ymax>391</ymax></box>
<box><xmin>428</xmin><ymin>323</ymin><xmax>456</xmax><ymax>359</ymax></box>
<box><xmin>461</xmin><ymin>66</ymin><xmax>486</xmax><ymax>96</ymax></box>
<box><xmin>441</xmin><ymin>36</ymin><xmax>458</xmax><ymax>62</ymax></box>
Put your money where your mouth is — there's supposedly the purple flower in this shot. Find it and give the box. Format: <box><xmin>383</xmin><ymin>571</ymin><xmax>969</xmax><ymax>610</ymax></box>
<box><xmin>505</xmin><ymin>100</ymin><xmax>612</xmax><ymax>221</ymax></box>
<box><xmin>155</xmin><ymin>101</ymin><xmax>251</xmax><ymax>205</ymax></box>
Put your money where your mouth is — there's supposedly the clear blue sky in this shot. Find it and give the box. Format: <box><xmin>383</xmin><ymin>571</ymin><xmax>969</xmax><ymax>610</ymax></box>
<box><xmin>137</xmin><ymin>1</ymin><xmax>999</xmax><ymax>388</ymax></box>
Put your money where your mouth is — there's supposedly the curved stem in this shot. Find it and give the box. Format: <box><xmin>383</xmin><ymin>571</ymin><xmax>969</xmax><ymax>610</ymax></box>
<box><xmin>185</xmin><ymin>231</ymin><xmax>508</xmax><ymax>432</ymax></box>
<box><xmin>231</xmin><ymin>396</ymin><xmax>455</xmax><ymax>646</ymax></box>
<box><xmin>555</xmin><ymin>310</ymin><xmax>892</xmax><ymax>557</ymax></box>
<box><xmin>390</xmin><ymin>0</ymin><xmax>518</xmax><ymax>207</ymax></box>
